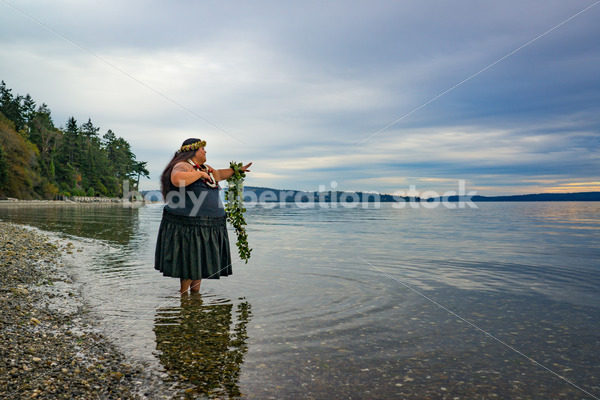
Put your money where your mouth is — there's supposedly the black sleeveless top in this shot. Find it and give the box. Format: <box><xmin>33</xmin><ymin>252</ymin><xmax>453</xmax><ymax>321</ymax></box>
<box><xmin>163</xmin><ymin>179</ymin><xmax>225</xmax><ymax>217</ymax></box>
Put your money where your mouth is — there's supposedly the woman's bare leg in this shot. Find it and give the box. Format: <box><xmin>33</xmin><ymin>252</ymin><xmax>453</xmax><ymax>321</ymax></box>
<box><xmin>180</xmin><ymin>279</ymin><xmax>192</xmax><ymax>294</ymax></box>
<box><xmin>190</xmin><ymin>280</ymin><xmax>202</xmax><ymax>293</ymax></box>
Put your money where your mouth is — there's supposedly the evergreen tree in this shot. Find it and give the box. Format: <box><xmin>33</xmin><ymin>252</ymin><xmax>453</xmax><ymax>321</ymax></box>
<box><xmin>80</xmin><ymin>118</ymin><xmax>100</xmax><ymax>139</ymax></box>
<box><xmin>105</xmin><ymin>135</ymin><xmax>136</xmax><ymax>196</ymax></box>
<box><xmin>29</xmin><ymin>104</ymin><xmax>59</xmax><ymax>182</ymax></box>
<box><xmin>103</xmin><ymin>129</ymin><xmax>116</xmax><ymax>146</ymax></box>
<box><xmin>79</xmin><ymin>118</ymin><xmax>102</xmax><ymax>192</ymax></box>
<box><xmin>0</xmin><ymin>81</ymin><xmax>25</xmax><ymax>132</ymax></box>
<box><xmin>62</xmin><ymin>116</ymin><xmax>79</xmax><ymax>165</ymax></box>
<box><xmin>133</xmin><ymin>160</ymin><xmax>150</xmax><ymax>190</ymax></box>
<box><xmin>0</xmin><ymin>81</ymin><xmax>148</xmax><ymax>199</ymax></box>
<box><xmin>22</xmin><ymin>94</ymin><xmax>36</xmax><ymax>124</ymax></box>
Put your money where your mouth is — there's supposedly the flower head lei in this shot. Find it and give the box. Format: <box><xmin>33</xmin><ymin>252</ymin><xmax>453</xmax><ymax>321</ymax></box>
<box><xmin>177</xmin><ymin>139</ymin><xmax>206</xmax><ymax>154</ymax></box>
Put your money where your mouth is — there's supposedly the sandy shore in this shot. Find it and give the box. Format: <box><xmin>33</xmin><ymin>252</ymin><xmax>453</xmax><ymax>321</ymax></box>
<box><xmin>0</xmin><ymin>222</ymin><xmax>161</xmax><ymax>399</ymax></box>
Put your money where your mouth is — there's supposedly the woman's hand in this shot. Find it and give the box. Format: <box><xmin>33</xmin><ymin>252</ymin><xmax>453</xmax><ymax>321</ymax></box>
<box><xmin>172</xmin><ymin>162</ymin><xmax>210</xmax><ymax>187</ymax></box>
<box><xmin>198</xmin><ymin>171</ymin><xmax>210</xmax><ymax>180</ymax></box>
<box><xmin>212</xmin><ymin>162</ymin><xmax>252</xmax><ymax>182</ymax></box>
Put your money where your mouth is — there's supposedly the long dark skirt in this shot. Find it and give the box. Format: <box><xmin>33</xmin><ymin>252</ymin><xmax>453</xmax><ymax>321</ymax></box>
<box><xmin>154</xmin><ymin>210</ymin><xmax>232</xmax><ymax>280</ymax></box>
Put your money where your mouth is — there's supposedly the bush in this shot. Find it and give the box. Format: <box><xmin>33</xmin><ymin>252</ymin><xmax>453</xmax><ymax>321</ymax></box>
<box><xmin>72</xmin><ymin>187</ymin><xmax>85</xmax><ymax>197</ymax></box>
<box><xmin>0</xmin><ymin>143</ymin><xmax>7</xmax><ymax>188</ymax></box>
<box><xmin>43</xmin><ymin>182</ymin><xmax>59</xmax><ymax>199</ymax></box>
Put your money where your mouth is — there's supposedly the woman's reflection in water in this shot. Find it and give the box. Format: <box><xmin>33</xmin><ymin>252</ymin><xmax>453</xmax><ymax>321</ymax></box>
<box><xmin>154</xmin><ymin>293</ymin><xmax>251</xmax><ymax>398</ymax></box>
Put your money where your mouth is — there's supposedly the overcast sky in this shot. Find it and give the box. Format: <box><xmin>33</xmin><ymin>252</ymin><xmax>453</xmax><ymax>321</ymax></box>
<box><xmin>1</xmin><ymin>0</ymin><xmax>599</xmax><ymax>195</ymax></box>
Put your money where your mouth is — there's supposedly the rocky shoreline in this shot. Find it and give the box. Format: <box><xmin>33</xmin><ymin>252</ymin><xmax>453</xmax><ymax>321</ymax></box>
<box><xmin>0</xmin><ymin>199</ymin><xmax>146</xmax><ymax>205</ymax></box>
<box><xmin>0</xmin><ymin>222</ymin><xmax>156</xmax><ymax>399</ymax></box>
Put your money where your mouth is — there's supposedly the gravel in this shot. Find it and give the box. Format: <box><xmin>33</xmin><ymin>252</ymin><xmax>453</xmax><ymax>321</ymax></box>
<box><xmin>0</xmin><ymin>222</ymin><xmax>154</xmax><ymax>400</ymax></box>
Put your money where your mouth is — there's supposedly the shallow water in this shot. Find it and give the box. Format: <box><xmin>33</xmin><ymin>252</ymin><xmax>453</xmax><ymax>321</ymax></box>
<box><xmin>1</xmin><ymin>202</ymin><xmax>599</xmax><ymax>399</ymax></box>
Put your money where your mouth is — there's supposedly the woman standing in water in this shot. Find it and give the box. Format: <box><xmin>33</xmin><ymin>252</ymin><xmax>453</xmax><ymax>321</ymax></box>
<box><xmin>155</xmin><ymin>138</ymin><xmax>251</xmax><ymax>293</ymax></box>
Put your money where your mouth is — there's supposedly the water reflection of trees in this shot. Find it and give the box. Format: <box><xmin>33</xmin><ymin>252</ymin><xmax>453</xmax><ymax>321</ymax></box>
<box><xmin>0</xmin><ymin>204</ymin><xmax>140</xmax><ymax>244</ymax></box>
<box><xmin>154</xmin><ymin>294</ymin><xmax>251</xmax><ymax>399</ymax></box>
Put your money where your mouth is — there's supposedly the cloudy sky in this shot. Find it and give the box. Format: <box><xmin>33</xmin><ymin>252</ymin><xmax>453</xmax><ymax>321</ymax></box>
<box><xmin>1</xmin><ymin>0</ymin><xmax>599</xmax><ymax>195</ymax></box>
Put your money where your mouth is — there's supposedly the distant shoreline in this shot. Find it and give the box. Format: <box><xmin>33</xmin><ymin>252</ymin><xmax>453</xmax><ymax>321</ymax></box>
<box><xmin>3</xmin><ymin>190</ymin><xmax>599</xmax><ymax>205</ymax></box>
<box><xmin>238</xmin><ymin>187</ymin><xmax>600</xmax><ymax>202</ymax></box>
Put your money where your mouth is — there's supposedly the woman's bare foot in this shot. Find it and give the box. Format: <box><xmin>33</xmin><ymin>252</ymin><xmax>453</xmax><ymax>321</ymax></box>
<box><xmin>180</xmin><ymin>279</ymin><xmax>192</xmax><ymax>294</ymax></box>
<box><xmin>190</xmin><ymin>279</ymin><xmax>202</xmax><ymax>293</ymax></box>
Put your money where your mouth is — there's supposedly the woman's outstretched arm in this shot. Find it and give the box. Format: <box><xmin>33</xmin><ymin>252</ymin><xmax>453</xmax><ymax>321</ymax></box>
<box><xmin>210</xmin><ymin>162</ymin><xmax>252</xmax><ymax>182</ymax></box>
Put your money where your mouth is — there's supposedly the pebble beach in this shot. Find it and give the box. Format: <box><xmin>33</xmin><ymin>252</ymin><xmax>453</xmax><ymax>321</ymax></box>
<box><xmin>0</xmin><ymin>222</ymin><xmax>149</xmax><ymax>399</ymax></box>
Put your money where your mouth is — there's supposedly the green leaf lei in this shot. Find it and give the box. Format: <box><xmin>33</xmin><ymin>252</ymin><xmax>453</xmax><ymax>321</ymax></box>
<box><xmin>226</xmin><ymin>161</ymin><xmax>252</xmax><ymax>263</ymax></box>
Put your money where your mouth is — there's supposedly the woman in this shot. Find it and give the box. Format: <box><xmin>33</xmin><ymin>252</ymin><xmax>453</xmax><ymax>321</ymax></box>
<box><xmin>155</xmin><ymin>138</ymin><xmax>252</xmax><ymax>294</ymax></box>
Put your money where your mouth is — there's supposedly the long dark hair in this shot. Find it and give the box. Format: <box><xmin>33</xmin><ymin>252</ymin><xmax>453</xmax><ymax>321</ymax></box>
<box><xmin>160</xmin><ymin>138</ymin><xmax>202</xmax><ymax>199</ymax></box>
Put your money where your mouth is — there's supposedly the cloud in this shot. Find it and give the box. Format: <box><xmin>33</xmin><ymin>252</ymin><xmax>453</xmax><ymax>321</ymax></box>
<box><xmin>1</xmin><ymin>0</ymin><xmax>599</xmax><ymax>196</ymax></box>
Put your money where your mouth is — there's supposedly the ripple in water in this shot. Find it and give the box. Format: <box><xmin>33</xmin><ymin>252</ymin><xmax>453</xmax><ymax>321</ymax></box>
<box><xmin>1</xmin><ymin>202</ymin><xmax>599</xmax><ymax>398</ymax></box>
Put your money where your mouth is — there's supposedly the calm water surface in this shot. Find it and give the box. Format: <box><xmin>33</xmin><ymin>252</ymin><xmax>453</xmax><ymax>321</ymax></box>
<box><xmin>1</xmin><ymin>202</ymin><xmax>599</xmax><ymax>399</ymax></box>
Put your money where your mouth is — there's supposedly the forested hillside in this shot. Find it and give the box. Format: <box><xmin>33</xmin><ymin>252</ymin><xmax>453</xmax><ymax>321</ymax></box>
<box><xmin>0</xmin><ymin>80</ymin><xmax>148</xmax><ymax>199</ymax></box>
